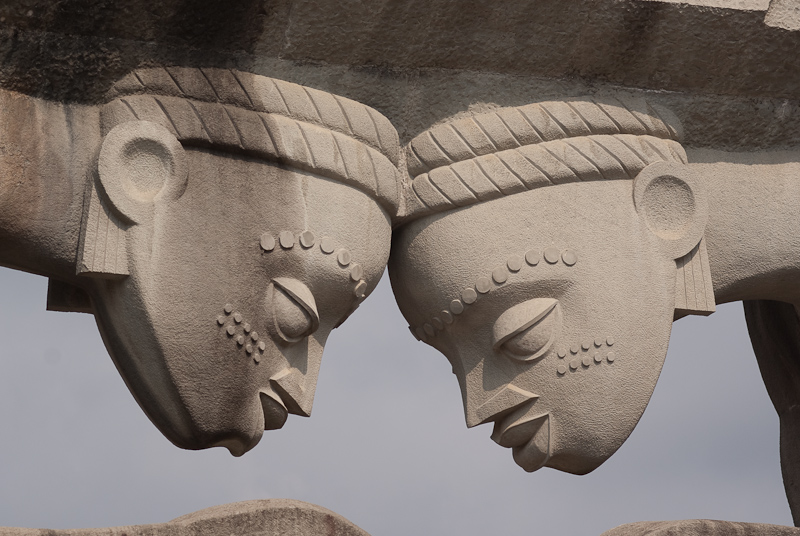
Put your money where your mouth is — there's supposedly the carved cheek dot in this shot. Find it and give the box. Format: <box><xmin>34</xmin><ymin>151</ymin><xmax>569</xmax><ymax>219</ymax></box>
<box><xmin>476</xmin><ymin>277</ymin><xmax>492</xmax><ymax>294</ymax></box>
<box><xmin>562</xmin><ymin>250</ymin><xmax>577</xmax><ymax>266</ymax></box>
<box><xmin>350</xmin><ymin>264</ymin><xmax>364</xmax><ymax>281</ymax></box>
<box><xmin>216</xmin><ymin>315</ymin><xmax>226</xmax><ymax>326</ymax></box>
<box><xmin>226</xmin><ymin>326</ymin><xmax>236</xmax><ymax>336</ymax></box>
<box><xmin>415</xmin><ymin>326</ymin><xmax>427</xmax><ymax>341</ymax></box>
<box><xmin>607</xmin><ymin>351</ymin><xmax>616</xmax><ymax>363</ymax></box>
<box><xmin>492</xmin><ymin>267</ymin><xmax>508</xmax><ymax>284</ymax></box>
<box><xmin>279</xmin><ymin>231</ymin><xmax>295</xmax><ymax>249</ymax></box>
<box><xmin>300</xmin><ymin>230</ymin><xmax>316</xmax><ymax>248</ymax></box>
<box><xmin>237</xmin><ymin>335</ymin><xmax>245</xmax><ymax>346</ymax></box>
<box><xmin>337</xmin><ymin>249</ymin><xmax>352</xmax><ymax>267</ymax></box>
<box><xmin>441</xmin><ymin>311</ymin><xmax>454</xmax><ymax>324</ymax></box>
<box><xmin>582</xmin><ymin>356</ymin><xmax>591</xmax><ymax>367</ymax></box>
<box><xmin>606</xmin><ymin>336</ymin><xmax>615</xmax><ymax>346</ymax></box>
<box><xmin>258</xmin><ymin>341</ymin><xmax>266</xmax><ymax>352</ymax></box>
<box><xmin>582</xmin><ymin>340</ymin><xmax>590</xmax><ymax>351</ymax></box>
<box><xmin>432</xmin><ymin>317</ymin><xmax>444</xmax><ymax>330</ymax></box>
<box><xmin>557</xmin><ymin>365</ymin><xmax>567</xmax><ymax>375</ymax></box>
<box><xmin>450</xmin><ymin>299</ymin><xmax>465</xmax><ymax>314</ymax></box>
<box><xmin>260</xmin><ymin>233</ymin><xmax>276</xmax><ymax>252</ymax></box>
<box><xmin>224</xmin><ymin>304</ymin><xmax>233</xmax><ymax>314</ymax></box>
<box><xmin>593</xmin><ymin>352</ymin><xmax>602</xmax><ymax>364</ymax></box>
<box><xmin>525</xmin><ymin>249</ymin><xmax>540</xmax><ymax>266</ymax></box>
<box><xmin>254</xmin><ymin>353</ymin><xmax>261</xmax><ymax>364</ymax></box>
<box><xmin>595</xmin><ymin>338</ymin><xmax>603</xmax><ymax>348</ymax></box>
<box><xmin>544</xmin><ymin>247</ymin><xmax>560</xmax><ymax>264</ymax></box>
<box><xmin>461</xmin><ymin>288</ymin><xmax>478</xmax><ymax>305</ymax></box>
<box><xmin>320</xmin><ymin>237</ymin><xmax>336</xmax><ymax>254</ymax></box>
<box><xmin>243</xmin><ymin>323</ymin><xmax>251</xmax><ymax>333</ymax></box>
<box><xmin>246</xmin><ymin>344</ymin><xmax>253</xmax><ymax>354</ymax></box>
<box><xmin>507</xmin><ymin>255</ymin><xmax>523</xmax><ymax>272</ymax></box>
<box><xmin>569</xmin><ymin>359</ymin><xmax>579</xmax><ymax>370</ymax></box>
<box><xmin>424</xmin><ymin>323</ymin><xmax>435</xmax><ymax>337</ymax></box>
<box><xmin>354</xmin><ymin>280</ymin><xmax>368</xmax><ymax>299</ymax></box>
<box><xmin>251</xmin><ymin>331</ymin><xmax>259</xmax><ymax>342</ymax></box>
<box><xmin>233</xmin><ymin>313</ymin><xmax>243</xmax><ymax>324</ymax></box>
<box><xmin>557</xmin><ymin>349</ymin><xmax>566</xmax><ymax>358</ymax></box>
<box><xmin>570</xmin><ymin>344</ymin><xmax>579</xmax><ymax>354</ymax></box>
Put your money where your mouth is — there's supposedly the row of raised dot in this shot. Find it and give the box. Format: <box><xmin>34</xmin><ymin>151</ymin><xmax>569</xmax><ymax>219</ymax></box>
<box><xmin>416</xmin><ymin>247</ymin><xmax>577</xmax><ymax>342</ymax></box>
<box><xmin>261</xmin><ymin>231</ymin><xmax>319</xmax><ymax>252</ymax></box>
<box><xmin>260</xmin><ymin>231</ymin><xmax>368</xmax><ymax>301</ymax></box>
<box><xmin>557</xmin><ymin>351</ymin><xmax>616</xmax><ymax>375</ymax></box>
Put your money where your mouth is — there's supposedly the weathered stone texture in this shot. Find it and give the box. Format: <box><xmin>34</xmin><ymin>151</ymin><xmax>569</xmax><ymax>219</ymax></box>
<box><xmin>0</xmin><ymin>500</ymin><xmax>370</xmax><ymax>536</ymax></box>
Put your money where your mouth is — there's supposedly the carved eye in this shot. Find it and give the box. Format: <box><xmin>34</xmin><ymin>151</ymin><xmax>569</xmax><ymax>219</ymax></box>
<box><xmin>268</xmin><ymin>278</ymin><xmax>320</xmax><ymax>343</ymax></box>
<box><xmin>492</xmin><ymin>298</ymin><xmax>560</xmax><ymax>362</ymax></box>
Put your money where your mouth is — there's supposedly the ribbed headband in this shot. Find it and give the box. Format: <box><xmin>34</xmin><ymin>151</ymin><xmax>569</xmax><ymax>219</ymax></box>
<box><xmin>401</xmin><ymin>96</ymin><xmax>687</xmax><ymax>221</ymax></box>
<box><xmin>102</xmin><ymin>67</ymin><xmax>401</xmax><ymax>214</ymax></box>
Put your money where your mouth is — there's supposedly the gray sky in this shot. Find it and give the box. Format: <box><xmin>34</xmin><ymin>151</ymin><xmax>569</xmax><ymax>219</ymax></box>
<box><xmin>0</xmin><ymin>266</ymin><xmax>792</xmax><ymax>535</ymax></box>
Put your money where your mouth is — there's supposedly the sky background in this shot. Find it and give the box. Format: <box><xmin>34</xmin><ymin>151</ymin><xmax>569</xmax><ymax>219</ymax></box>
<box><xmin>0</xmin><ymin>266</ymin><xmax>792</xmax><ymax>535</ymax></box>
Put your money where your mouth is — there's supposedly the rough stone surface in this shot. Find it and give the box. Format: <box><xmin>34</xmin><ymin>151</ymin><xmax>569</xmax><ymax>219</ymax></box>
<box><xmin>601</xmin><ymin>519</ymin><xmax>800</xmax><ymax>535</ymax></box>
<box><xmin>0</xmin><ymin>68</ymin><xmax>400</xmax><ymax>456</ymax></box>
<box><xmin>0</xmin><ymin>500</ymin><xmax>371</xmax><ymax>536</ymax></box>
<box><xmin>389</xmin><ymin>94</ymin><xmax>800</xmax><ymax>524</ymax></box>
<box><xmin>1</xmin><ymin>1</ymin><xmax>800</xmax><ymax>534</ymax></box>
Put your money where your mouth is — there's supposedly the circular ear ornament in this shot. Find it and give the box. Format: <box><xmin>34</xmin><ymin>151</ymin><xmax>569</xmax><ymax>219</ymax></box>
<box><xmin>97</xmin><ymin>121</ymin><xmax>188</xmax><ymax>224</ymax></box>
<box><xmin>633</xmin><ymin>161</ymin><xmax>708</xmax><ymax>260</ymax></box>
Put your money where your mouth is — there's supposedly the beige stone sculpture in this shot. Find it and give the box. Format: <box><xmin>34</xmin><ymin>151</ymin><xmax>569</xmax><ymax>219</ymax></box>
<box><xmin>0</xmin><ymin>67</ymin><xmax>400</xmax><ymax>455</ymax></box>
<box><xmin>0</xmin><ymin>500</ymin><xmax>370</xmax><ymax>536</ymax></box>
<box><xmin>390</xmin><ymin>97</ymin><xmax>720</xmax><ymax>475</ymax></box>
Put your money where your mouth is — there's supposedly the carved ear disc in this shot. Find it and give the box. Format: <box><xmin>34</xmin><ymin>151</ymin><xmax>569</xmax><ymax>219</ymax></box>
<box><xmin>633</xmin><ymin>161</ymin><xmax>715</xmax><ymax>318</ymax></box>
<box><xmin>633</xmin><ymin>161</ymin><xmax>708</xmax><ymax>260</ymax></box>
<box><xmin>98</xmin><ymin>121</ymin><xmax>188</xmax><ymax>224</ymax></box>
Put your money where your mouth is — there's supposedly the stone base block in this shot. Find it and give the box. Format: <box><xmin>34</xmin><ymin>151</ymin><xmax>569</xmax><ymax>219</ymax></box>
<box><xmin>0</xmin><ymin>500</ymin><xmax>370</xmax><ymax>536</ymax></box>
<box><xmin>602</xmin><ymin>519</ymin><xmax>800</xmax><ymax>536</ymax></box>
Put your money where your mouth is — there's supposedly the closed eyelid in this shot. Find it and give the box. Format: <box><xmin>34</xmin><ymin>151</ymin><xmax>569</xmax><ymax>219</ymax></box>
<box><xmin>272</xmin><ymin>277</ymin><xmax>319</xmax><ymax>325</ymax></box>
<box><xmin>492</xmin><ymin>298</ymin><xmax>558</xmax><ymax>350</ymax></box>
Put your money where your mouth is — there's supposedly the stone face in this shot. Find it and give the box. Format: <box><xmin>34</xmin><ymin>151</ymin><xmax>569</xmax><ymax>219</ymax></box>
<box><xmin>0</xmin><ymin>68</ymin><xmax>400</xmax><ymax>455</ymax></box>
<box><xmin>390</xmin><ymin>97</ymin><xmax>712</xmax><ymax>475</ymax></box>
<box><xmin>1</xmin><ymin>1</ymin><xmax>800</xmax><ymax>533</ymax></box>
<box><xmin>389</xmin><ymin>91</ymin><xmax>800</xmax><ymax>525</ymax></box>
<box><xmin>0</xmin><ymin>500</ymin><xmax>371</xmax><ymax>536</ymax></box>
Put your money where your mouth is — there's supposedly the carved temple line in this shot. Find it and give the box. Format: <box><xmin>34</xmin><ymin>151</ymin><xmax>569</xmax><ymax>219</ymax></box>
<box><xmin>411</xmin><ymin>247</ymin><xmax>577</xmax><ymax>342</ymax></box>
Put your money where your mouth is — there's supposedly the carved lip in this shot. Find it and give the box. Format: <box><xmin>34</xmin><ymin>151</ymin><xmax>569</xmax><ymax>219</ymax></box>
<box><xmin>491</xmin><ymin>404</ymin><xmax>551</xmax><ymax>472</ymax></box>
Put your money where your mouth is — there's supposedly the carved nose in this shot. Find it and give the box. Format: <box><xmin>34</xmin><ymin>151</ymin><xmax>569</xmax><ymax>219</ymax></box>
<box><xmin>269</xmin><ymin>335</ymin><xmax>325</xmax><ymax>417</ymax></box>
<box><xmin>466</xmin><ymin>384</ymin><xmax>538</xmax><ymax>428</ymax></box>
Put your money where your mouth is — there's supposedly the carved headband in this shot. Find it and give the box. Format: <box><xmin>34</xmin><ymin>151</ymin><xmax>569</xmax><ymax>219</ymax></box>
<box><xmin>399</xmin><ymin>96</ymin><xmax>687</xmax><ymax>221</ymax></box>
<box><xmin>102</xmin><ymin>67</ymin><xmax>401</xmax><ymax>215</ymax></box>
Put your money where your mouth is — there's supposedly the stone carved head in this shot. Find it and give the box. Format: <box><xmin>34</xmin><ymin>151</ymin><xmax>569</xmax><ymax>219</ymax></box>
<box><xmin>390</xmin><ymin>98</ymin><xmax>714</xmax><ymax>474</ymax></box>
<box><xmin>78</xmin><ymin>68</ymin><xmax>400</xmax><ymax>455</ymax></box>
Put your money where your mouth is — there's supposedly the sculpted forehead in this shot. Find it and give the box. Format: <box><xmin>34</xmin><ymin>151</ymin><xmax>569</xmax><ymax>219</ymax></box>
<box><xmin>159</xmin><ymin>149</ymin><xmax>391</xmax><ymax>273</ymax></box>
<box><xmin>392</xmin><ymin>180</ymin><xmax>649</xmax><ymax>328</ymax></box>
